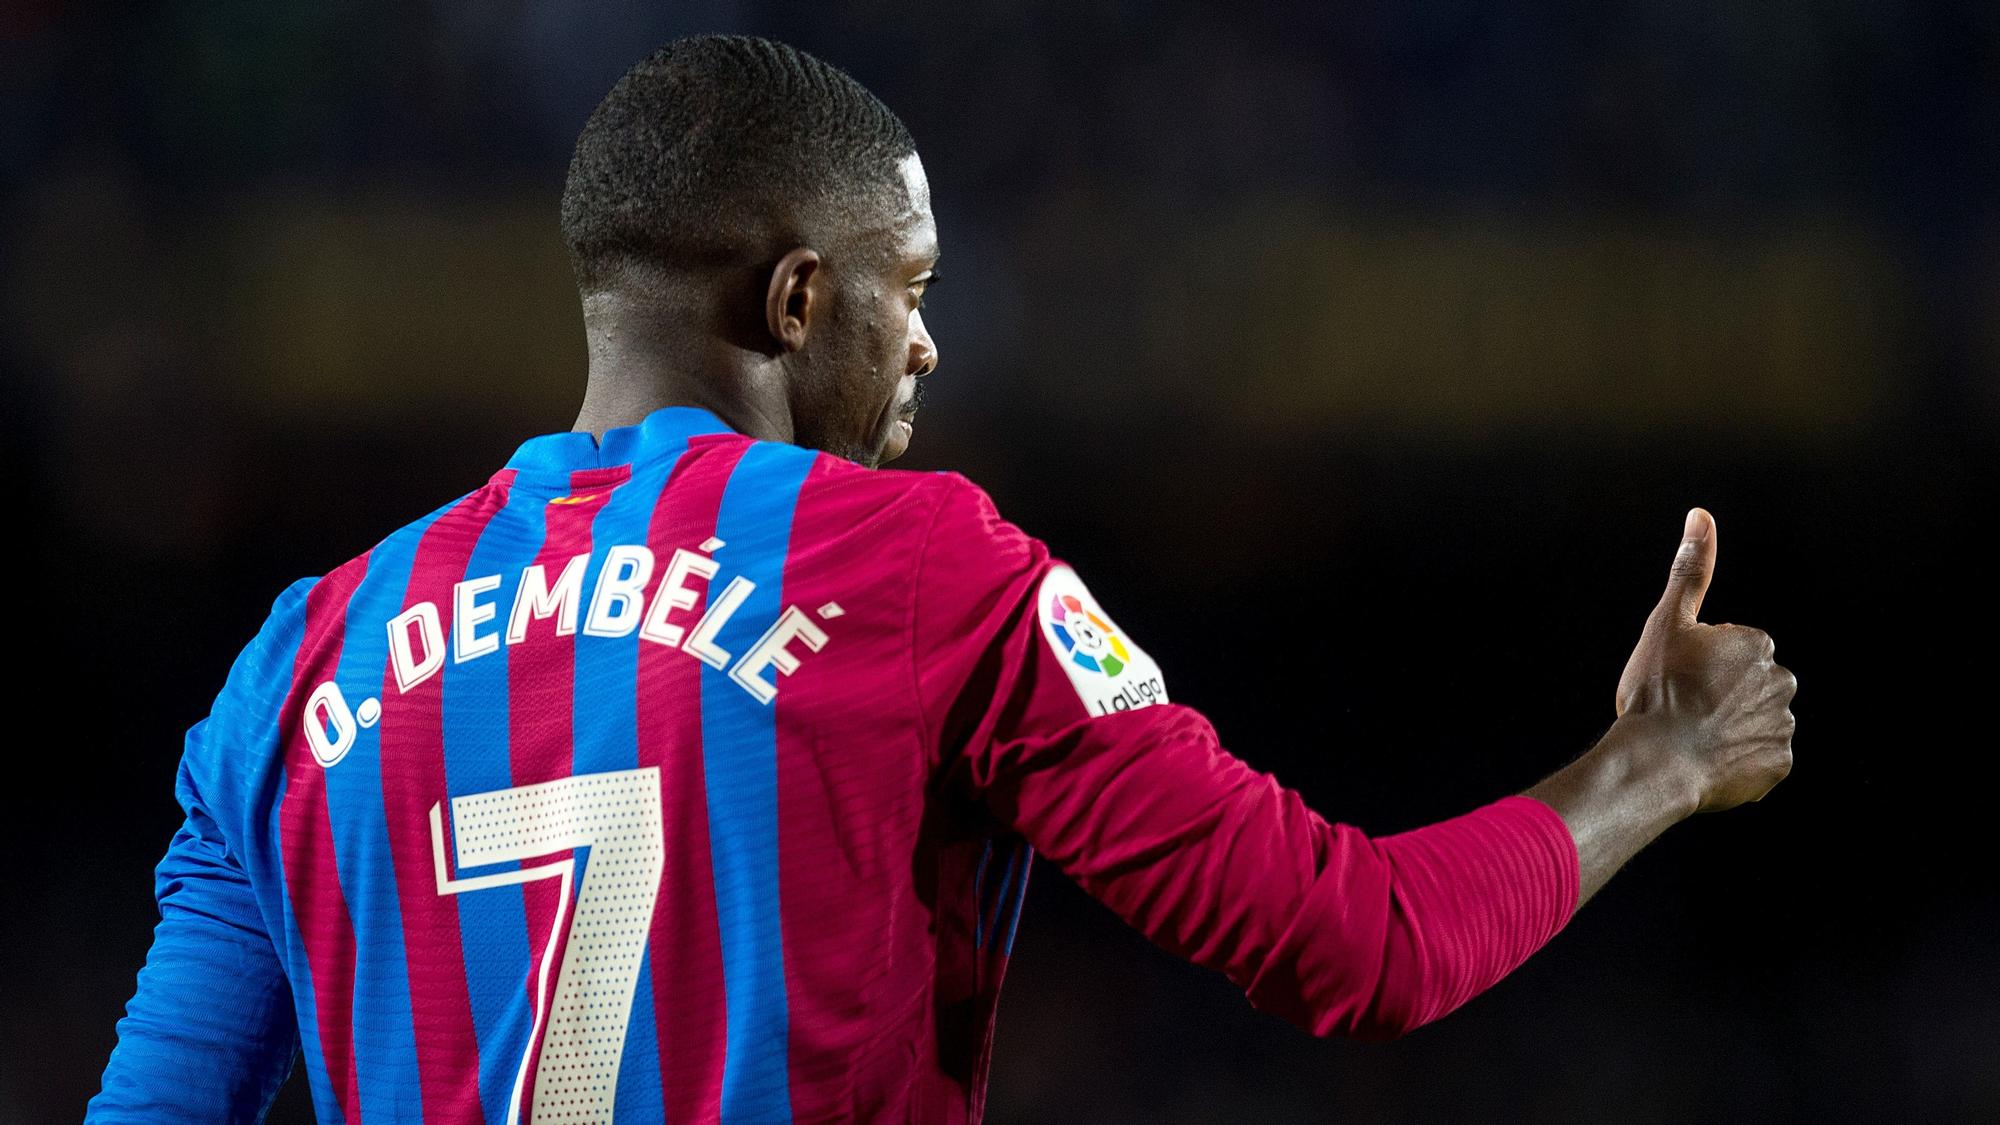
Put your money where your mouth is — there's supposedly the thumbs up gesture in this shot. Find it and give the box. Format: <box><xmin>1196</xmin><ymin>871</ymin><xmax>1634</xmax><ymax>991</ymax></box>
<box><xmin>1615</xmin><ymin>509</ymin><xmax>1797</xmax><ymax>813</ymax></box>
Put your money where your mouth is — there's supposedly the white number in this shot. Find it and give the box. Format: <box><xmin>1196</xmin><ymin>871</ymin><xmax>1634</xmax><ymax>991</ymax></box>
<box><xmin>430</xmin><ymin>767</ymin><xmax>665</xmax><ymax>1125</ymax></box>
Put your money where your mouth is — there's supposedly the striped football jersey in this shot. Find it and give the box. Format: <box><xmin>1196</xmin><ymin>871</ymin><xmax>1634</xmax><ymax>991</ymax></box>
<box><xmin>91</xmin><ymin>405</ymin><xmax>1579</xmax><ymax>1124</ymax></box>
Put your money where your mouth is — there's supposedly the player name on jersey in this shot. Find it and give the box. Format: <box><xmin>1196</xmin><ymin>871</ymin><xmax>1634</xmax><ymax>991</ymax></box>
<box><xmin>302</xmin><ymin>538</ymin><xmax>833</xmax><ymax>768</ymax></box>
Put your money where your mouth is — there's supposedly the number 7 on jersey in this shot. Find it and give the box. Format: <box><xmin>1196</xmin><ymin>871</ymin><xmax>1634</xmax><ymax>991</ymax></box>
<box><xmin>429</xmin><ymin>767</ymin><xmax>666</xmax><ymax>1125</ymax></box>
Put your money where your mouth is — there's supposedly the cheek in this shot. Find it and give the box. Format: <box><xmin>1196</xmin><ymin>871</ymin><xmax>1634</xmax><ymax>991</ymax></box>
<box><xmin>820</xmin><ymin>297</ymin><xmax>877</xmax><ymax>394</ymax></box>
<box><xmin>862</xmin><ymin>308</ymin><xmax>906</xmax><ymax>393</ymax></box>
<box><xmin>819</xmin><ymin>288</ymin><xmax>906</xmax><ymax>427</ymax></box>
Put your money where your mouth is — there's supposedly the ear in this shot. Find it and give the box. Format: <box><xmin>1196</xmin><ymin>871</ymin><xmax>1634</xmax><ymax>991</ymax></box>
<box><xmin>763</xmin><ymin>247</ymin><xmax>822</xmax><ymax>353</ymax></box>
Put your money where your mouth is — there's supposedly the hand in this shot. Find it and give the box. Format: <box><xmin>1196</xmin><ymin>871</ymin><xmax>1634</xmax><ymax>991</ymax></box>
<box><xmin>1612</xmin><ymin>508</ymin><xmax>1796</xmax><ymax>814</ymax></box>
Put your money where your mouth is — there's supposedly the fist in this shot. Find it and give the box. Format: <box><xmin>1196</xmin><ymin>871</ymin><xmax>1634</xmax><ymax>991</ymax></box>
<box><xmin>1615</xmin><ymin>508</ymin><xmax>1797</xmax><ymax>814</ymax></box>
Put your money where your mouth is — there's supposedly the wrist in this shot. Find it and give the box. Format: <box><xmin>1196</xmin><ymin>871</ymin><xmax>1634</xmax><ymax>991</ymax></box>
<box><xmin>1524</xmin><ymin>715</ymin><xmax>1702</xmax><ymax>907</ymax></box>
<box><xmin>1592</xmin><ymin>715</ymin><xmax>1703</xmax><ymax>823</ymax></box>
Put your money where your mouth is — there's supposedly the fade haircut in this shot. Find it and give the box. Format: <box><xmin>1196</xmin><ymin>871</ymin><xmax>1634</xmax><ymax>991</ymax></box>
<box><xmin>560</xmin><ymin>35</ymin><xmax>918</xmax><ymax>294</ymax></box>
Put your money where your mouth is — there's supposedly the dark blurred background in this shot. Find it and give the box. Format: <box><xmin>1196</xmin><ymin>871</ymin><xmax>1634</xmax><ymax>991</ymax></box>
<box><xmin>5</xmin><ymin>1</ymin><xmax>1995</xmax><ymax>1122</ymax></box>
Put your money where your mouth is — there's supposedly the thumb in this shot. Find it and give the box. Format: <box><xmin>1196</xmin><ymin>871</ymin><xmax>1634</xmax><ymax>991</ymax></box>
<box><xmin>1655</xmin><ymin>507</ymin><xmax>1717</xmax><ymax>627</ymax></box>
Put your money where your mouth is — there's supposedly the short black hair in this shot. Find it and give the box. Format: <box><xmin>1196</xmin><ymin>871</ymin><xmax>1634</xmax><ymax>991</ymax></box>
<box><xmin>560</xmin><ymin>35</ymin><xmax>917</xmax><ymax>293</ymax></box>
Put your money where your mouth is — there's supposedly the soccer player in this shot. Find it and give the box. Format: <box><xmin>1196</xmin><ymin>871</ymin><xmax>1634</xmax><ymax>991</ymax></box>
<box><xmin>89</xmin><ymin>35</ymin><xmax>1797</xmax><ymax>1125</ymax></box>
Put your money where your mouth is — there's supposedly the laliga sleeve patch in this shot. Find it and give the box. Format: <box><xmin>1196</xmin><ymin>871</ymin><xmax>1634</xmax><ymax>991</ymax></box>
<box><xmin>1037</xmin><ymin>564</ymin><xmax>1169</xmax><ymax>715</ymax></box>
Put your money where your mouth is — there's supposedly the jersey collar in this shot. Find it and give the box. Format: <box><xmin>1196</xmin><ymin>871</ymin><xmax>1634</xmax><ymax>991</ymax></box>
<box><xmin>501</xmin><ymin>405</ymin><xmax>741</xmax><ymax>479</ymax></box>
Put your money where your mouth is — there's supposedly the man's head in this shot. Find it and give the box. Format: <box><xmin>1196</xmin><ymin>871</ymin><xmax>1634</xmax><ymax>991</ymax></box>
<box><xmin>562</xmin><ymin>35</ymin><xmax>939</xmax><ymax>466</ymax></box>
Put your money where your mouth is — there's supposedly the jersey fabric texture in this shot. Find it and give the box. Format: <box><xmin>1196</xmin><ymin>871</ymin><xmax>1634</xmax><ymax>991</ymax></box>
<box><xmin>90</xmin><ymin>406</ymin><xmax>1581</xmax><ymax>1124</ymax></box>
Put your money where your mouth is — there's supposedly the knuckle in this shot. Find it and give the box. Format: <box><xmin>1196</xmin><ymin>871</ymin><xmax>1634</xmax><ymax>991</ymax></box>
<box><xmin>1763</xmin><ymin>663</ymin><xmax>1798</xmax><ymax>699</ymax></box>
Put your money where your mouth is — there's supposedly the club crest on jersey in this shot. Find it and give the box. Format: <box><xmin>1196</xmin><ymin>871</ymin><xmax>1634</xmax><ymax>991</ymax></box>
<box><xmin>1037</xmin><ymin>565</ymin><xmax>1167</xmax><ymax>716</ymax></box>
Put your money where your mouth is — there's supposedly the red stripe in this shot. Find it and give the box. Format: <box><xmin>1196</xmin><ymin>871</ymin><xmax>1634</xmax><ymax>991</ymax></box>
<box><xmin>378</xmin><ymin>476</ymin><xmax>516</xmax><ymax>1121</ymax></box>
<box><xmin>636</xmin><ymin>438</ymin><xmax>749</xmax><ymax>1121</ymax></box>
<box><xmin>277</xmin><ymin>557</ymin><xmax>372</xmax><ymax>1124</ymax></box>
<box><xmin>773</xmin><ymin>457</ymin><xmax>952</xmax><ymax>1120</ymax></box>
<box><xmin>507</xmin><ymin>469</ymin><xmax>622</xmax><ymax>1123</ymax></box>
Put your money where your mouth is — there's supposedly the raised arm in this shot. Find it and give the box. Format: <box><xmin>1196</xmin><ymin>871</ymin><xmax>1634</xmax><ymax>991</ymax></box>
<box><xmin>1528</xmin><ymin>508</ymin><xmax>1796</xmax><ymax>905</ymax></box>
<box><xmin>920</xmin><ymin>480</ymin><xmax>1794</xmax><ymax>1042</ymax></box>
<box><xmin>966</xmin><ymin>702</ymin><xmax>1582</xmax><ymax>1041</ymax></box>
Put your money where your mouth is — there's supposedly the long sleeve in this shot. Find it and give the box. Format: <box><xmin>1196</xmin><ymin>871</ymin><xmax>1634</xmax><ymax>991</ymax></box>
<box><xmin>912</xmin><ymin>475</ymin><xmax>1580</xmax><ymax>1039</ymax></box>
<box><xmin>87</xmin><ymin>735</ymin><xmax>300</xmax><ymax>1122</ymax></box>
<box><xmin>89</xmin><ymin>580</ymin><xmax>315</xmax><ymax>1122</ymax></box>
<box><xmin>971</xmin><ymin>706</ymin><xmax>1577</xmax><ymax>1039</ymax></box>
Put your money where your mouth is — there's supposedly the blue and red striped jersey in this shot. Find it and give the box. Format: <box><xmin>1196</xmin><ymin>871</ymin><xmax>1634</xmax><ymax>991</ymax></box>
<box><xmin>91</xmin><ymin>406</ymin><xmax>1580</xmax><ymax>1124</ymax></box>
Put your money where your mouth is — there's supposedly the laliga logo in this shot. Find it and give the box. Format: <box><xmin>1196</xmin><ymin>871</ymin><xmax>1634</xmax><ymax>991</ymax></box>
<box><xmin>1047</xmin><ymin>592</ymin><xmax>1131</xmax><ymax>676</ymax></box>
<box><xmin>1037</xmin><ymin>566</ymin><xmax>1169</xmax><ymax>716</ymax></box>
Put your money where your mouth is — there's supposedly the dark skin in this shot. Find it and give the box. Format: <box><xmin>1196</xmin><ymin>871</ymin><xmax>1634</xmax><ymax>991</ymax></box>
<box><xmin>568</xmin><ymin>151</ymin><xmax>1794</xmax><ymax>910</ymax></box>
<box><xmin>1528</xmin><ymin>507</ymin><xmax>1797</xmax><ymax>904</ymax></box>
<box><xmin>572</xmin><ymin>153</ymin><xmax>939</xmax><ymax>468</ymax></box>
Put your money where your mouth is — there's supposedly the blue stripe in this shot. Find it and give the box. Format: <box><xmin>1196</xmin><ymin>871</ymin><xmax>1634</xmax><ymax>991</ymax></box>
<box><xmin>323</xmin><ymin>497</ymin><xmax>462</xmax><ymax>1122</ymax></box>
<box><xmin>441</xmin><ymin>492</ymin><xmax>541</xmax><ymax>1125</ymax></box>
<box><xmin>971</xmin><ymin>839</ymin><xmax>994</xmax><ymax>949</ymax></box>
<box><xmin>985</xmin><ymin>845</ymin><xmax>1024</xmax><ymax>950</ymax></box>
<box><xmin>506</xmin><ymin>405</ymin><xmax>734</xmax><ymax>476</ymax></box>
<box><xmin>702</xmin><ymin>442</ymin><xmax>815</xmax><ymax>1125</ymax></box>
<box><xmin>570</xmin><ymin>448</ymin><xmax>691</xmax><ymax>1123</ymax></box>
<box><xmin>619</xmin><ymin>958</ymin><xmax>665</xmax><ymax>1120</ymax></box>
<box><xmin>1002</xmin><ymin>846</ymin><xmax>1034</xmax><ymax>956</ymax></box>
<box><xmin>253</xmin><ymin>579</ymin><xmax>351</xmax><ymax>1125</ymax></box>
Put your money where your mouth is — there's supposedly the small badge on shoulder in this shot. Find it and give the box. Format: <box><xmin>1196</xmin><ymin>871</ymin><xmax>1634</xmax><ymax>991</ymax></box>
<box><xmin>1036</xmin><ymin>565</ymin><xmax>1168</xmax><ymax>716</ymax></box>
